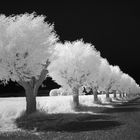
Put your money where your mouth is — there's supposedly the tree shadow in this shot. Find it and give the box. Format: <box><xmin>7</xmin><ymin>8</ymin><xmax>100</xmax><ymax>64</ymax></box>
<box><xmin>113</xmin><ymin>97</ymin><xmax>140</xmax><ymax>106</ymax></box>
<box><xmin>116</xmin><ymin>102</ymin><xmax>140</xmax><ymax>106</ymax></box>
<box><xmin>58</xmin><ymin>120</ymin><xmax>122</xmax><ymax>132</ymax></box>
<box><xmin>72</xmin><ymin>97</ymin><xmax>140</xmax><ymax>114</ymax></box>
<box><xmin>127</xmin><ymin>97</ymin><xmax>140</xmax><ymax>103</ymax></box>
<box><xmin>15</xmin><ymin>111</ymin><xmax>121</xmax><ymax>132</ymax></box>
<box><xmin>101</xmin><ymin>107</ymin><xmax>140</xmax><ymax>113</ymax></box>
<box><xmin>101</xmin><ymin>98</ymin><xmax>140</xmax><ymax>107</ymax></box>
<box><xmin>74</xmin><ymin>104</ymin><xmax>108</xmax><ymax>113</ymax></box>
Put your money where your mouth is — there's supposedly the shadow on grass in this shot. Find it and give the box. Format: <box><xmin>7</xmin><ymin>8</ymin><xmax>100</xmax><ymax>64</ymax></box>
<box><xmin>74</xmin><ymin>99</ymin><xmax>140</xmax><ymax>114</ymax></box>
<box><xmin>127</xmin><ymin>97</ymin><xmax>140</xmax><ymax>102</ymax></box>
<box><xmin>59</xmin><ymin>120</ymin><xmax>122</xmax><ymax>132</ymax></box>
<box><xmin>102</xmin><ymin>102</ymin><xmax>140</xmax><ymax>107</ymax></box>
<box><xmin>117</xmin><ymin>102</ymin><xmax>140</xmax><ymax>106</ymax></box>
<box><xmin>15</xmin><ymin>111</ymin><xmax>121</xmax><ymax>132</ymax></box>
<box><xmin>73</xmin><ymin>104</ymin><xmax>108</xmax><ymax>113</ymax></box>
<box><xmin>114</xmin><ymin>97</ymin><xmax>140</xmax><ymax>107</ymax></box>
<box><xmin>101</xmin><ymin>98</ymin><xmax>140</xmax><ymax>107</ymax></box>
<box><xmin>101</xmin><ymin>107</ymin><xmax>140</xmax><ymax>114</ymax></box>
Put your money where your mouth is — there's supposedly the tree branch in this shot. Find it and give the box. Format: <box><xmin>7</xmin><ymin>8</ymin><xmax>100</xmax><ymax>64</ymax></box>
<box><xmin>17</xmin><ymin>79</ymin><xmax>29</xmax><ymax>90</ymax></box>
<box><xmin>34</xmin><ymin>59</ymin><xmax>50</xmax><ymax>95</ymax></box>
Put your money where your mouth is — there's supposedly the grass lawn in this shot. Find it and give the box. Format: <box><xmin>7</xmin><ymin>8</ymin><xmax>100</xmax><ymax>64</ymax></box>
<box><xmin>0</xmin><ymin>95</ymin><xmax>140</xmax><ymax>140</ymax></box>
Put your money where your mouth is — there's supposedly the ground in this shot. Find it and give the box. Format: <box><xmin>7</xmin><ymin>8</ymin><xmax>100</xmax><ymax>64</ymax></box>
<box><xmin>0</xmin><ymin>94</ymin><xmax>140</xmax><ymax>140</ymax></box>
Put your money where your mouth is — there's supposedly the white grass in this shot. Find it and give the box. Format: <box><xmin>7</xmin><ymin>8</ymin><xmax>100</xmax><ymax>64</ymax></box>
<box><xmin>0</xmin><ymin>94</ymin><xmax>127</xmax><ymax>132</ymax></box>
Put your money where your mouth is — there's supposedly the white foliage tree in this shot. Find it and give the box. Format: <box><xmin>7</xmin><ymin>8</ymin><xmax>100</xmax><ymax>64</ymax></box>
<box><xmin>0</xmin><ymin>13</ymin><xmax>57</xmax><ymax>114</ymax></box>
<box><xmin>133</xmin><ymin>84</ymin><xmax>140</xmax><ymax>96</ymax></box>
<box><xmin>109</xmin><ymin>65</ymin><xmax>123</xmax><ymax>99</ymax></box>
<box><xmin>96</xmin><ymin>58</ymin><xmax>113</xmax><ymax>101</ymax></box>
<box><xmin>126</xmin><ymin>77</ymin><xmax>138</xmax><ymax>97</ymax></box>
<box><xmin>48</xmin><ymin>40</ymin><xmax>101</xmax><ymax>108</ymax></box>
<box><xmin>119</xmin><ymin>74</ymin><xmax>131</xmax><ymax>97</ymax></box>
<box><xmin>84</xmin><ymin>56</ymin><xmax>102</xmax><ymax>103</ymax></box>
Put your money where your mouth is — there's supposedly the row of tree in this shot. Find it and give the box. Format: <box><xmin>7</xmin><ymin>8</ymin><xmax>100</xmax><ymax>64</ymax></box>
<box><xmin>48</xmin><ymin>41</ymin><xmax>140</xmax><ymax>108</ymax></box>
<box><xmin>0</xmin><ymin>13</ymin><xmax>139</xmax><ymax>114</ymax></box>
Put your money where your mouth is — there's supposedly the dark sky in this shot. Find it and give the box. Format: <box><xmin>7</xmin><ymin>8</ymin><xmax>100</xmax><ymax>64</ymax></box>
<box><xmin>0</xmin><ymin>1</ymin><xmax>140</xmax><ymax>95</ymax></box>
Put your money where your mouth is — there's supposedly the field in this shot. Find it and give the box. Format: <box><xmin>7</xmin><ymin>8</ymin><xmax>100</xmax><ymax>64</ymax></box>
<box><xmin>0</xmin><ymin>94</ymin><xmax>140</xmax><ymax>140</ymax></box>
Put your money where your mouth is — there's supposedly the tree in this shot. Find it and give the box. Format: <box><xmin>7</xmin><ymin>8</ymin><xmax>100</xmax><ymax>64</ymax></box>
<box><xmin>109</xmin><ymin>65</ymin><xmax>122</xmax><ymax>99</ymax></box>
<box><xmin>119</xmin><ymin>74</ymin><xmax>132</xmax><ymax>98</ymax></box>
<box><xmin>96</xmin><ymin>58</ymin><xmax>113</xmax><ymax>101</ymax></box>
<box><xmin>122</xmin><ymin>75</ymin><xmax>139</xmax><ymax>98</ymax></box>
<box><xmin>85</xmin><ymin>56</ymin><xmax>101</xmax><ymax>103</ymax></box>
<box><xmin>0</xmin><ymin>13</ymin><xmax>57</xmax><ymax>114</ymax></box>
<box><xmin>48</xmin><ymin>40</ymin><xmax>101</xmax><ymax>109</ymax></box>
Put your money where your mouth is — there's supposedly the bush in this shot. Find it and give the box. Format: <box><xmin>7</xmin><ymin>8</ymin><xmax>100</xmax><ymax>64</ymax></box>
<box><xmin>49</xmin><ymin>88</ymin><xmax>71</xmax><ymax>96</ymax></box>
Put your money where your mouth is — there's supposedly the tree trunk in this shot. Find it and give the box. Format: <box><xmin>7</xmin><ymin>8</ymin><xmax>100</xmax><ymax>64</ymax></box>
<box><xmin>122</xmin><ymin>93</ymin><xmax>125</xmax><ymax>97</ymax></box>
<box><xmin>114</xmin><ymin>92</ymin><xmax>117</xmax><ymax>98</ymax></box>
<box><xmin>72</xmin><ymin>85</ymin><xmax>79</xmax><ymax>109</ymax></box>
<box><xmin>93</xmin><ymin>89</ymin><xmax>100</xmax><ymax>104</ymax></box>
<box><xmin>119</xmin><ymin>93</ymin><xmax>122</xmax><ymax>98</ymax></box>
<box><xmin>17</xmin><ymin>64</ymin><xmax>49</xmax><ymax>115</ymax></box>
<box><xmin>25</xmin><ymin>86</ymin><xmax>37</xmax><ymax>115</ymax></box>
<box><xmin>106</xmin><ymin>92</ymin><xmax>110</xmax><ymax>98</ymax></box>
<box><xmin>106</xmin><ymin>92</ymin><xmax>112</xmax><ymax>102</ymax></box>
<box><xmin>94</xmin><ymin>90</ymin><xmax>98</xmax><ymax>101</ymax></box>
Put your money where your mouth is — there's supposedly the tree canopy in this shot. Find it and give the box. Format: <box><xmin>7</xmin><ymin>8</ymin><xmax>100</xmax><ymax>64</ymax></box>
<box><xmin>48</xmin><ymin>40</ymin><xmax>140</xmax><ymax>95</ymax></box>
<box><xmin>48</xmin><ymin>40</ymin><xmax>101</xmax><ymax>90</ymax></box>
<box><xmin>0</xmin><ymin>13</ymin><xmax>57</xmax><ymax>84</ymax></box>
